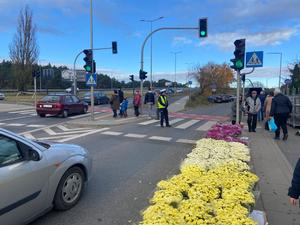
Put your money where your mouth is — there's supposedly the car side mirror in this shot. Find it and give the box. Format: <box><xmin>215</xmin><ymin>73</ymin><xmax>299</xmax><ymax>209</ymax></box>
<box><xmin>27</xmin><ymin>149</ymin><xmax>40</xmax><ymax>161</ymax></box>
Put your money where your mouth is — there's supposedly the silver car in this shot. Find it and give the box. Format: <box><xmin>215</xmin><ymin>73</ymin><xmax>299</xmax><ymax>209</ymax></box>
<box><xmin>0</xmin><ymin>128</ymin><xmax>92</xmax><ymax>225</ymax></box>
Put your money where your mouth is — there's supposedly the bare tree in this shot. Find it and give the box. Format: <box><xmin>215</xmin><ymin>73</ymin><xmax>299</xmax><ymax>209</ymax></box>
<box><xmin>9</xmin><ymin>5</ymin><xmax>39</xmax><ymax>91</ymax></box>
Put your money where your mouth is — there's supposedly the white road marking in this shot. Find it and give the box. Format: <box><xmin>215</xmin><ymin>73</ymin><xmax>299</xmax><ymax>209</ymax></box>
<box><xmin>0</xmin><ymin>122</ymin><xmax>6</xmax><ymax>125</ymax></box>
<box><xmin>0</xmin><ymin>115</ymin><xmax>34</xmax><ymax>123</ymax></box>
<box><xmin>124</xmin><ymin>133</ymin><xmax>147</xmax><ymax>138</ymax></box>
<box><xmin>56</xmin><ymin>125</ymin><xmax>89</xmax><ymax>132</ymax></box>
<box><xmin>102</xmin><ymin>131</ymin><xmax>123</xmax><ymax>136</ymax></box>
<box><xmin>30</xmin><ymin>113</ymin><xmax>37</xmax><ymax>116</ymax></box>
<box><xmin>69</xmin><ymin>112</ymin><xmax>101</xmax><ymax>119</ymax></box>
<box><xmin>37</xmin><ymin>135</ymin><xmax>77</xmax><ymax>140</ymax></box>
<box><xmin>20</xmin><ymin>111</ymin><xmax>36</xmax><ymax>115</ymax></box>
<box><xmin>43</xmin><ymin>128</ymin><xmax>57</xmax><ymax>135</ymax></box>
<box><xmin>196</xmin><ymin>121</ymin><xmax>216</xmax><ymax>131</ymax></box>
<box><xmin>149</xmin><ymin>136</ymin><xmax>172</xmax><ymax>142</ymax></box>
<box><xmin>7</xmin><ymin>123</ymin><xmax>24</xmax><ymax>127</ymax></box>
<box><xmin>155</xmin><ymin>118</ymin><xmax>184</xmax><ymax>126</ymax></box>
<box><xmin>139</xmin><ymin>119</ymin><xmax>158</xmax><ymax>125</ymax></box>
<box><xmin>58</xmin><ymin>128</ymin><xmax>110</xmax><ymax>142</ymax></box>
<box><xmin>174</xmin><ymin>119</ymin><xmax>200</xmax><ymax>129</ymax></box>
<box><xmin>26</xmin><ymin>124</ymin><xmax>45</xmax><ymax>128</ymax></box>
<box><xmin>23</xmin><ymin>133</ymin><xmax>36</xmax><ymax>140</ymax></box>
<box><xmin>8</xmin><ymin>109</ymin><xmax>35</xmax><ymax>114</ymax></box>
<box><xmin>176</xmin><ymin>139</ymin><xmax>197</xmax><ymax>144</ymax></box>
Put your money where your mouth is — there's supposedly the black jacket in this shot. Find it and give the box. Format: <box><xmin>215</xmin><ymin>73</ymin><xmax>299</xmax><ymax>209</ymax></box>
<box><xmin>118</xmin><ymin>90</ymin><xmax>124</xmax><ymax>103</ymax></box>
<box><xmin>289</xmin><ymin>158</ymin><xmax>300</xmax><ymax>199</ymax></box>
<box><xmin>144</xmin><ymin>92</ymin><xmax>155</xmax><ymax>104</ymax></box>
<box><xmin>270</xmin><ymin>93</ymin><xmax>292</xmax><ymax>116</ymax></box>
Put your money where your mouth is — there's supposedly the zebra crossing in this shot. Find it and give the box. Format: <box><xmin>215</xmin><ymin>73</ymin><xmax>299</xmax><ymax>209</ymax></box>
<box><xmin>0</xmin><ymin>122</ymin><xmax>46</xmax><ymax>128</ymax></box>
<box><xmin>139</xmin><ymin>118</ymin><xmax>217</xmax><ymax>131</ymax></box>
<box><xmin>8</xmin><ymin>108</ymin><xmax>37</xmax><ymax>116</ymax></box>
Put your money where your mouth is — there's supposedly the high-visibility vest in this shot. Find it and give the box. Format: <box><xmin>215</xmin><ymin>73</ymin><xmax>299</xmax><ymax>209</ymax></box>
<box><xmin>158</xmin><ymin>95</ymin><xmax>167</xmax><ymax>109</ymax></box>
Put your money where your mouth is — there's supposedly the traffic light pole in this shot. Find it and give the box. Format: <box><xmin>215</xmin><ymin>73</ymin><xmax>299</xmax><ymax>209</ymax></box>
<box><xmin>140</xmin><ymin>27</ymin><xmax>198</xmax><ymax>112</ymax></box>
<box><xmin>236</xmin><ymin>70</ymin><xmax>241</xmax><ymax>124</ymax></box>
<box><xmin>90</xmin><ymin>0</ymin><xmax>94</xmax><ymax>121</ymax></box>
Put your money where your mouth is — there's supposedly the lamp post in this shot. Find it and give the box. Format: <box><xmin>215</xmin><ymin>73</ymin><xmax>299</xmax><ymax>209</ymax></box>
<box><xmin>171</xmin><ymin>51</ymin><xmax>182</xmax><ymax>93</ymax></box>
<box><xmin>140</xmin><ymin>16</ymin><xmax>164</xmax><ymax>88</ymax></box>
<box><xmin>267</xmin><ymin>52</ymin><xmax>282</xmax><ymax>88</ymax></box>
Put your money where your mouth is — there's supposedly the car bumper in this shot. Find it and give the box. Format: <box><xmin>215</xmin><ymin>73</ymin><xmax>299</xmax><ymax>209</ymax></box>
<box><xmin>36</xmin><ymin>108</ymin><xmax>62</xmax><ymax>115</ymax></box>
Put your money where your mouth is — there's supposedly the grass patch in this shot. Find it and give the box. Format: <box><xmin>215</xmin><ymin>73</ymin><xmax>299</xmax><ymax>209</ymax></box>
<box><xmin>185</xmin><ymin>92</ymin><xmax>211</xmax><ymax>108</ymax></box>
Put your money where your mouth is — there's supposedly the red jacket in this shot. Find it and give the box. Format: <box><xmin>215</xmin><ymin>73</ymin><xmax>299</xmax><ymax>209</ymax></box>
<box><xmin>133</xmin><ymin>94</ymin><xmax>141</xmax><ymax>106</ymax></box>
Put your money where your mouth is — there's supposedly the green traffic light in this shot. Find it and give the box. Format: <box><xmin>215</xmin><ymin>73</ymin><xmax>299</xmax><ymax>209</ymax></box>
<box><xmin>235</xmin><ymin>60</ymin><xmax>243</xmax><ymax>69</ymax></box>
<box><xmin>200</xmin><ymin>31</ymin><xmax>206</xmax><ymax>36</ymax></box>
<box><xmin>84</xmin><ymin>65</ymin><xmax>92</xmax><ymax>72</ymax></box>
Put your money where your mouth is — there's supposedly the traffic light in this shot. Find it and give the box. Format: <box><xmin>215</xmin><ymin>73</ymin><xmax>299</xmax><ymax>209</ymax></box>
<box><xmin>129</xmin><ymin>75</ymin><xmax>134</xmax><ymax>82</ymax></box>
<box><xmin>230</xmin><ymin>39</ymin><xmax>246</xmax><ymax>71</ymax></box>
<box><xmin>112</xmin><ymin>41</ymin><xmax>118</xmax><ymax>54</ymax></box>
<box><xmin>199</xmin><ymin>18</ymin><xmax>207</xmax><ymax>38</ymax></box>
<box><xmin>83</xmin><ymin>49</ymin><xmax>93</xmax><ymax>73</ymax></box>
<box><xmin>139</xmin><ymin>70</ymin><xmax>147</xmax><ymax>80</ymax></box>
<box><xmin>93</xmin><ymin>60</ymin><xmax>96</xmax><ymax>74</ymax></box>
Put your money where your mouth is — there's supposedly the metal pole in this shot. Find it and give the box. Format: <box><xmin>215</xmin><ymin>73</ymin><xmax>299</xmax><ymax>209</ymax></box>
<box><xmin>34</xmin><ymin>76</ymin><xmax>37</xmax><ymax>107</ymax></box>
<box><xmin>39</xmin><ymin>65</ymin><xmax>42</xmax><ymax>92</ymax></box>
<box><xmin>150</xmin><ymin>22</ymin><xmax>153</xmax><ymax>88</ymax></box>
<box><xmin>279</xmin><ymin>53</ymin><xmax>282</xmax><ymax>88</ymax></box>
<box><xmin>90</xmin><ymin>0</ymin><xmax>94</xmax><ymax>120</ymax></box>
<box><xmin>174</xmin><ymin>53</ymin><xmax>177</xmax><ymax>92</ymax></box>
<box><xmin>236</xmin><ymin>70</ymin><xmax>241</xmax><ymax>123</ymax></box>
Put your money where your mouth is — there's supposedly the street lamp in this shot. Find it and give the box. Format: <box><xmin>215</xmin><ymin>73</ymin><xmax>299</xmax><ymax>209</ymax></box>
<box><xmin>171</xmin><ymin>51</ymin><xmax>182</xmax><ymax>92</ymax></box>
<box><xmin>140</xmin><ymin>16</ymin><xmax>164</xmax><ymax>88</ymax></box>
<box><xmin>267</xmin><ymin>52</ymin><xmax>282</xmax><ymax>88</ymax></box>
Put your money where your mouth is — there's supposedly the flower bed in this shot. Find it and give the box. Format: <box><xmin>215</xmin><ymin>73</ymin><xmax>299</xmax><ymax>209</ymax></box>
<box><xmin>139</xmin><ymin>138</ymin><xmax>259</xmax><ymax>225</ymax></box>
<box><xmin>206</xmin><ymin>124</ymin><xmax>248</xmax><ymax>145</ymax></box>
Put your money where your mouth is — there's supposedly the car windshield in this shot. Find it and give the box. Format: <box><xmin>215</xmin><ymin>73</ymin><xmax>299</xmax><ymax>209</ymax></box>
<box><xmin>42</xmin><ymin>95</ymin><xmax>60</xmax><ymax>102</ymax></box>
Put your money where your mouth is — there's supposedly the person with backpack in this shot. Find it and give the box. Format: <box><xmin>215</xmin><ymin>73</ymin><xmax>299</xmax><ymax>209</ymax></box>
<box><xmin>245</xmin><ymin>90</ymin><xmax>261</xmax><ymax>132</ymax></box>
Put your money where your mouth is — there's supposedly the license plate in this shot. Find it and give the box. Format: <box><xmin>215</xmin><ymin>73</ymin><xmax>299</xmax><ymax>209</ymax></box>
<box><xmin>43</xmin><ymin>104</ymin><xmax>52</xmax><ymax>108</ymax></box>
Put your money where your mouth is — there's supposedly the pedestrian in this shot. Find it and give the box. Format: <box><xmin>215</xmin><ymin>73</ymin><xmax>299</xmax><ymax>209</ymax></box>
<box><xmin>155</xmin><ymin>90</ymin><xmax>160</xmax><ymax>120</ymax></box>
<box><xmin>288</xmin><ymin>158</ymin><xmax>300</xmax><ymax>206</ymax></box>
<box><xmin>258</xmin><ymin>91</ymin><xmax>266</xmax><ymax>122</ymax></box>
<box><xmin>120</xmin><ymin>96</ymin><xmax>128</xmax><ymax>118</ymax></box>
<box><xmin>231</xmin><ymin>96</ymin><xmax>242</xmax><ymax>125</ymax></box>
<box><xmin>270</xmin><ymin>88</ymin><xmax>293</xmax><ymax>140</ymax></box>
<box><xmin>263</xmin><ymin>91</ymin><xmax>274</xmax><ymax>130</ymax></box>
<box><xmin>245</xmin><ymin>90</ymin><xmax>261</xmax><ymax>132</ymax></box>
<box><xmin>118</xmin><ymin>88</ymin><xmax>124</xmax><ymax>104</ymax></box>
<box><xmin>144</xmin><ymin>87</ymin><xmax>155</xmax><ymax>119</ymax></box>
<box><xmin>133</xmin><ymin>90</ymin><xmax>141</xmax><ymax>117</ymax></box>
<box><xmin>110</xmin><ymin>90</ymin><xmax>120</xmax><ymax>118</ymax></box>
<box><xmin>158</xmin><ymin>89</ymin><xmax>171</xmax><ymax>127</ymax></box>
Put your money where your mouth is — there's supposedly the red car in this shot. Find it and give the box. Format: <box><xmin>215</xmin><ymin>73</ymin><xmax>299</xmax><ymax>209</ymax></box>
<box><xmin>36</xmin><ymin>94</ymin><xmax>88</xmax><ymax>118</ymax></box>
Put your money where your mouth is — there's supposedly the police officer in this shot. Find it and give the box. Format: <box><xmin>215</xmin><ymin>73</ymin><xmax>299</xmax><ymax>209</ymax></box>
<box><xmin>158</xmin><ymin>89</ymin><xmax>171</xmax><ymax>127</ymax></box>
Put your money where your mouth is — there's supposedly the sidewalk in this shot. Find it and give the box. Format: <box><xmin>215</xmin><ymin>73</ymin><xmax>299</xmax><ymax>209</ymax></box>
<box><xmin>67</xmin><ymin>95</ymin><xmax>189</xmax><ymax>127</ymax></box>
<box><xmin>249</xmin><ymin>126</ymin><xmax>300</xmax><ymax>225</ymax></box>
<box><xmin>0</xmin><ymin>102</ymin><xmax>34</xmax><ymax>112</ymax></box>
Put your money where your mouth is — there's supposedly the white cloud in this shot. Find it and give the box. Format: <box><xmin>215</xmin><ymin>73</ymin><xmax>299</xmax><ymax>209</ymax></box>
<box><xmin>197</xmin><ymin>28</ymin><xmax>298</xmax><ymax>50</ymax></box>
<box><xmin>172</xmin><ymin>36</ymin><xmax>193</xmax><ymax>46</ymax></box>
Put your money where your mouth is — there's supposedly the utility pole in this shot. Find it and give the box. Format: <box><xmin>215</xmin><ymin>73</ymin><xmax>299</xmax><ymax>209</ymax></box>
<box><xmin>171</xmin><ymin>51</ymin><xmax>182</xmax><ymax>93</ymax></box>
<box><xmin>90</xmin><ymin>0</ymin><xmax>94</xmax><ymax>120</ymax></box>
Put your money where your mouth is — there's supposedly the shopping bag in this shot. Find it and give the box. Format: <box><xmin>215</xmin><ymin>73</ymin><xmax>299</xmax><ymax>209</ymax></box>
<box><xmin>268</xmin><ymin>118</ymin><xmax>277</xmax><ymax>132</ymax></box>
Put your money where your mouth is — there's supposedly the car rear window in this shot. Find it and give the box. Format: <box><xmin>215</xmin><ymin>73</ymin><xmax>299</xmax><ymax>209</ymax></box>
<box><xmin>42</xmin><ymin>95</ymin><xmax>61</xmax><ymax>102</ymax></box>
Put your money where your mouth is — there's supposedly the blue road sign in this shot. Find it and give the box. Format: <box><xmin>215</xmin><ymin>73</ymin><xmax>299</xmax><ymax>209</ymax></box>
<box><xmin>86</xmin><ymin>73</ymin><xmax>97</xmax><ymax>87</ymax></box>
<box><xmin>188</xmin><ymin>80</ymin><xmax>192</xmax><ymax>85</ymax></box>
<box><xmin>246</xmin><ymin>51</ymin><xmax>263</xmax><ymax>68</ymax></box>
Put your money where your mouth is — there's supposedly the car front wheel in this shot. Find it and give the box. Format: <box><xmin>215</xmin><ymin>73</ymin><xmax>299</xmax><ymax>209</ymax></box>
<box><xmin>54</xmin><ymin>167</ymin><xmax>85</xmax><ymax>211</ymax></box>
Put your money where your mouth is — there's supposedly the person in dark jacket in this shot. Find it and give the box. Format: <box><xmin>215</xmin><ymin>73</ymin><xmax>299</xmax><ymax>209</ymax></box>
<box><xmin>270</xmin><ymin>88</ymin><xmax>293</xmax><ymax>140</ymax></box>
<box><xmin>289</xmin><ymin>158</ymin><xmax>300</xmax><ymax>206</ymax></box>
<box><xmin>118</xmin><ymin>88</ymin><xmax>124</xmax><ymax>104</ymax></box>
<box><xmin>144</xmin><ymin>87</ymin><xmax>155</xmax><ymax>118</ymax></box>
<box><xmin>110</xmin><ymin>90</ymin><xmax>120</xmax><ymax>118</ymax></box>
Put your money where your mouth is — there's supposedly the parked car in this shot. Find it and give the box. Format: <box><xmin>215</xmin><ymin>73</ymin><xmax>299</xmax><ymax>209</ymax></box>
<box><xmin>0</xmin><ymin>92</ymin><xmax>5</xmax><ymax>100</ymax></box>
<box><xmin>82</xmin><ymin>92</ymin><xmax>109</xmax><ymax>105</ymax></box>
<box><xmin>0</xmin><ymin>128</ymin><xmax>92</xmax><ymax>225</ymax></box>
<box><xmin>207</xmin><ymin>95</ymin><xmax>223</xmax><ymax>103</ymax></box>
<box><xmin>36</xmin><ymin>94</ymin><xmax>88</xmax><ymax>118</ymax></box>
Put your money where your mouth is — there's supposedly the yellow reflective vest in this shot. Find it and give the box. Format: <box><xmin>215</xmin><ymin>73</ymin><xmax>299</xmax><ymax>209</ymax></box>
<box><xmin>158</xmin><ymin>95</ymin><xmax>168</xmax><ymax>109</ymax></box>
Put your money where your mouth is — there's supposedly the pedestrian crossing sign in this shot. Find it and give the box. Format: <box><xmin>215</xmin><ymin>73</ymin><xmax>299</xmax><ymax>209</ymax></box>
<box><xmin>246</xmin><ymin>51</ymin><xmax>263</xmax><ymax>68</ymax></box>
<box><xmin>85</xmin><ymin>73</ymin><xmax>97</xmax><ymax>87</ymax></box>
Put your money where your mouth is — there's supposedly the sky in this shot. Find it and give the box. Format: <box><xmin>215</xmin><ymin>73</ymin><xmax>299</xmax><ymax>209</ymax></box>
<box><xmin>0</xmin><ymin>0</ymin><xmax>300</xmax><ymax>87</ymax></box>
